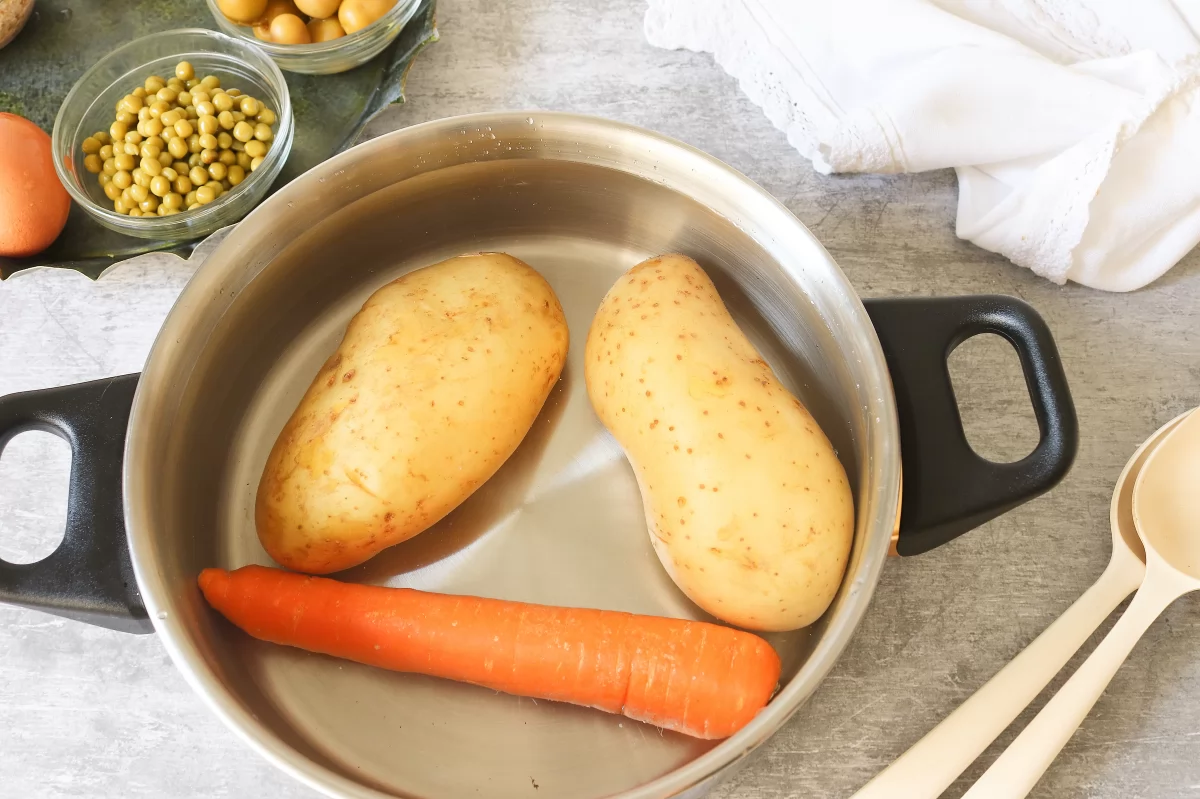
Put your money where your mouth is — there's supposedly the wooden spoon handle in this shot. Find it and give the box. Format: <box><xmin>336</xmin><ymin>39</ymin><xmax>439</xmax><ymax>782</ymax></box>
<box><xmin>962</xmin><ymin>573</ymin><xmax>1186</xmax><ymax>799</ymax></box>
<box><xmin>851</xmin><ymin>557</ymin><xmax>1141</xmax><ymax>799</ymax></box>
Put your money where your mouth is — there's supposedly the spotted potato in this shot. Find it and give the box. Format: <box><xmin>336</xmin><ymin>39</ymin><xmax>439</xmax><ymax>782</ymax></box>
<box><xmin>585</xmin><ymin>254</ymin><xmax>853</xmax><ymax>631</ymax></box>
<box><xmin>257</xmin><ymin>252</ymin><xmax>569</xmax><ymax>574</ymax></box>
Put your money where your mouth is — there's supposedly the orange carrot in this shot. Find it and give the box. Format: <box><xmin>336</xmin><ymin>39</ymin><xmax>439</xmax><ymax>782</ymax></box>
<box><xmin>198</xmin><ymin>565</ymin><xmax>781</xmax><ymax>739</ymax></box>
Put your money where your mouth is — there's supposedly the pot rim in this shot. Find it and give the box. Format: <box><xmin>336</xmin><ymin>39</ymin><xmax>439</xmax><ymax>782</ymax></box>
<box><xmin>123</xmin><ymin>111</ymin><xmax>900</xmax><ymax>799</ymax></box>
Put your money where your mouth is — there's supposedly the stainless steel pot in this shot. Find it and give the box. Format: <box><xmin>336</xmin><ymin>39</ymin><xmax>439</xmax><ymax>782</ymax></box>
<box><xmin>0</xmin><ymin>112</ymin><xmax>1077</xmax><ymax>799</ymax></box>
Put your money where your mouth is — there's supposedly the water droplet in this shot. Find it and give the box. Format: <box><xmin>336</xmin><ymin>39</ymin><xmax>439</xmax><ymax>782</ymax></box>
<box><xmin>156</xmin><ymin>611</ymin><xmax>168</xmax><ymax>620</ymax></box>
<box><xmin>318</xmin><ymin>177</ymin><xmax>326</xmax><ymax>183</ymax></box>
<box><xmin>460</xmin><ymin>129</ymin><xmax>466</xmax><ymax>134</ymax></box>
<box><xmin>526</xmin><ymin>117</ymin><xmax>535</xmax><ymax>125</ymax></box>
<box><xmin>287</xmin><ymin>202</ymin><xmax>294</xmax><ymax>208</ymax></box>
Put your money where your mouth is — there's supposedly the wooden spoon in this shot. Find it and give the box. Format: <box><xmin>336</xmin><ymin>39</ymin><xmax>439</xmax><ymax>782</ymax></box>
<box><xmin>963</xmin><ymin>406</ymin><xmax>1200</xmax><ymax>798</ymax></box>
<box><xmin>852</xmin><ymin>410</ymin><xmax>1192</xmax><ymax>799</ymax></box>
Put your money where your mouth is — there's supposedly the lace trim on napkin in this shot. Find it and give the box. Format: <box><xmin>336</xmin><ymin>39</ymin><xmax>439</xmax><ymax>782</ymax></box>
<box><xmin>646</xmin><ymin>0</ymin><xmax>1200</xmax><ymax>288</ymax></box>
<box><xmin>645</xmin><ymin>0</ymin><xmax>902</xmax><ymax>175</ymax></box>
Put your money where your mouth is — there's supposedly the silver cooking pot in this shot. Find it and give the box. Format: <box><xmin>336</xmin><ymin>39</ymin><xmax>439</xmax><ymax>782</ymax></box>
<box><xmin>0</xmin><ymin>113</ymin><xmax>1076</xmax><ymax>799</ymax></box>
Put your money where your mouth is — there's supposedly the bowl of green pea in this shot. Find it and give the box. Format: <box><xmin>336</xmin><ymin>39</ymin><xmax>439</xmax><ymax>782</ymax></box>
<box><xmin>53</xmin><ymin>28</ymin><xmax>293</xmax><ymax>241</ymax></box>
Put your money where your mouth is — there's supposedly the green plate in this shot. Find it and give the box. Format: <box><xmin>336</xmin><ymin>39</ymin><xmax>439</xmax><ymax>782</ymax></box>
<box><xmin>0</xmin><ymin>0</ymin><xmax>438</xmax><ymax>279</ymax></box>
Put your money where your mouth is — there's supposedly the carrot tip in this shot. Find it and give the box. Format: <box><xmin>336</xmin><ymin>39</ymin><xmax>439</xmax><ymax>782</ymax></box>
<box><xmin>197</xmin><ymin>567</ymin><xmax>229</xmax><ymax>602</ymax></box>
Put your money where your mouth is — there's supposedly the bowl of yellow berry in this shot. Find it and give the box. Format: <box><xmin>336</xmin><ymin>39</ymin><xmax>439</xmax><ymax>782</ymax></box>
<box><xmin>52</xmin><ymin>28</ymin><xmax>293</xmax><ymax>241</ymax></box>
<box><xmin>207</xmin><ymin>0</ymin><xmax>422</xmax><ymax>74</ymax></box>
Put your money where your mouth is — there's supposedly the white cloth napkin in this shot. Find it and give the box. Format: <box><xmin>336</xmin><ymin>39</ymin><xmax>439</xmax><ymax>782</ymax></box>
<box><xmin>645</xmin><ymin>0</ymin><xmax>1200</xmax><ymax>291</ymax></box>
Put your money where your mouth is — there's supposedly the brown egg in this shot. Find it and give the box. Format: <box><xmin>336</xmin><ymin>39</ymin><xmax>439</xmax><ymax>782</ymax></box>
<box><xmin>295</xmin><ymin>0</ymin><xmax>341</xmax><ymax>18</ymax></box>
<box><xmin>338</xmin><ymin>0</ymin><xmax>397</xmax><ymax>34</ymax></box>
<box><xmin>0</xmin><ymin>113</ymin><xmax>70</xmax><ymax>258</ymax></box>
<box><xmin>253</xmin><ymin>0</ymin><xmax>303</xmax><ymax>41</ymax></box>
<box><xmin>307</xmin><ymin>16</ymin><xmax>346</xmax><ymax>42</ymax></box>
<box><xmin>270</xmin><ymin>12</ymin><xmax>312</xmax><ymax>44</ymax></box>
<box><xmin>216</xmin><ymin>0</ymin><xmax>269</xmax><ymax>24</ymax></box>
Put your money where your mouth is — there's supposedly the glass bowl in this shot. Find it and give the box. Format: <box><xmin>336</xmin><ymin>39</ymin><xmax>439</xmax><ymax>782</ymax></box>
<box><xmin>205</xmin><ymin>0</ymin><xmax>422</xmax><ymax>75</ymax></box>
<box><xmin>52</xmin><ymin>28</ymin><xmax>293</xmax><ymax>243</ymax></box>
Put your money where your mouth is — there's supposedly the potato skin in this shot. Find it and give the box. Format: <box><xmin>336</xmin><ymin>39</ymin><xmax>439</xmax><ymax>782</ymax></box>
<box><xmin>585</xmin><ymin>254</ymin><xmax>853</xmax><ymax>631</ymax></box>
<box><xmin>257</xmin><ymin>253</ymin><xmax>568</xmax><ymax>574</ymax></box>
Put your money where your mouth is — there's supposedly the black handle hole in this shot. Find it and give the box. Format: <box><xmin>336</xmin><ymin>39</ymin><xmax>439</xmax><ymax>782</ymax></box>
<box><xmin>948</xmin><ymin>333</ymin><xmax>1040</xmax><ymax>464</ymax></box>
<box><xmin>0</xmin><ymin>431</ymin><xmax>70</xmax><ymax>565</ymax></box>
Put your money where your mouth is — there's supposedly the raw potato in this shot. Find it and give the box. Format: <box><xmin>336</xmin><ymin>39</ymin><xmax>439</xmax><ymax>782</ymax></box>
<box><xmin>585</xmin><ymin>254</ymin><xmax>853</xmax><ymax>631</ymax></box>
<box><xmin>252</xmin><ymin>0</ymin><xmax>301</xmax><ymax>40</ymax></box>
<box><xmin>307</xmin><ymin>16</ymin><xmax>346</xmax><ymax>41</ymax></box>
<box><xmin>0</xmin><ymin>0</ymin><xmax>34</xmax><ymax>51</ymax></box>
<box><xmin>295</xmin><ymin>0</ymin><xmax>341</xmax><ymax>17</ymax></box>
<box><xmin>257</xmin><ymin>253</ymin><xmax>569</xmax><ymax>574</ymax></box>
<box><xmin>269</xmin><ymin>12</ymin><xmax>312</xmax><ymax>44</ymax></box>
<box><xmin>217</xmin><ymin>0</ymin><xmax>268</xmax><ymax>23</ymax></box>
<box><xmin>338</xmin><ymin>0</ymin><xmax>396</xmax><ymax>33</ymax></box>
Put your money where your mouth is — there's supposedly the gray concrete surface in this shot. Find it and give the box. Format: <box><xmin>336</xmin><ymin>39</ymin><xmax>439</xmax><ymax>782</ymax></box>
<box><xmin>2</xmin><ymin>0</ymin><xmax>1199</xmax><ymax>797</ymax></box>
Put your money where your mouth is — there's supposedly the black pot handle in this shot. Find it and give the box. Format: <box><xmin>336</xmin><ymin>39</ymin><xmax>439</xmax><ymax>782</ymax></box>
<box><xmin>0</xmin><ymin>374</ymin><xmax>152</xmax><ymax>633</ymax></box>
<box><xmin>863</xmin><ymin>296</ymin><xmax>1078</xmax><ymax>556</ymax></box>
